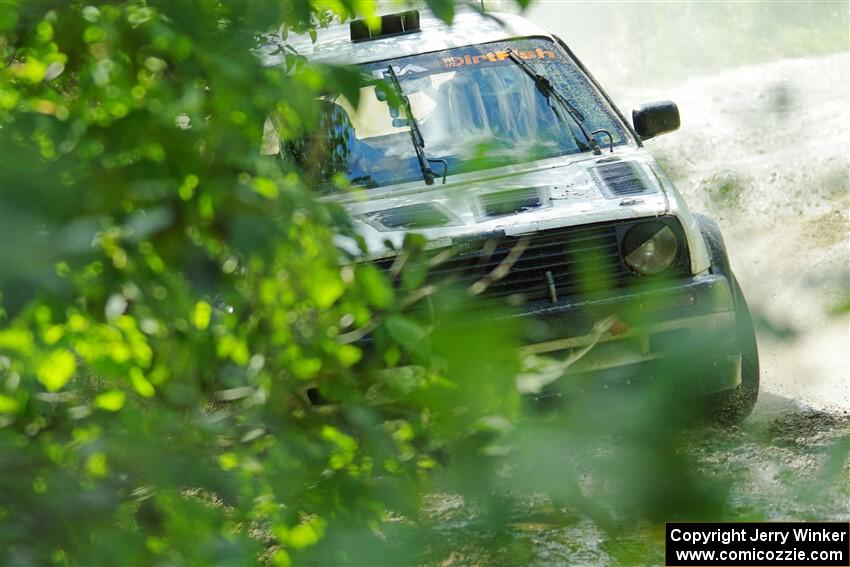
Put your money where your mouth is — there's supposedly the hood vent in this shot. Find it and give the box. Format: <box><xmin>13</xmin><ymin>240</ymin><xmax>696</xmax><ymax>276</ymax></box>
<box><xmin>359</xmin><ymin>203</ymin><xmax>458</xmax><ymax>232</ymax></box>
<box><xmin>477</xmin><ymin>187</ymin><xmax>548</xmax><ymax>220</ymax></box>
<box><xmin>590</xmin><ymin>161</ymin><xmax>656</xmax><ymax>198</ymax></box>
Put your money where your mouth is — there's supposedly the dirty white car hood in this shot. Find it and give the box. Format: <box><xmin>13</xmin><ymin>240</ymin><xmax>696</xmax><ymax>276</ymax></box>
<box><xmin>327</xmin><ymin>147</ymin><xmax>672</xmax><ymax>259</ymax></box>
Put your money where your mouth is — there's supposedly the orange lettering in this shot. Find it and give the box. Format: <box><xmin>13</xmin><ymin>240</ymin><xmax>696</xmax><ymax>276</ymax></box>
<box><xmin>441</xmin><ymin>46</ymin><xmax>554</xmax><ymax>70</ymax></box>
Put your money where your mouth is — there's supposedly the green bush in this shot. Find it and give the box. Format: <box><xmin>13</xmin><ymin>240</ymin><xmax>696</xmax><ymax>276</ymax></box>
<box><xmin>0</xmin><ymin>2</ymin><xmax>525</xmax><ymax>564</ymax></box>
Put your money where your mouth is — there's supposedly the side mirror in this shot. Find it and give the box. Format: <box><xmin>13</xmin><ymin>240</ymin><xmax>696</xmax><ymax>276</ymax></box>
<box><xmin>632</xmin><ymin>101</ymin><xmax>680</xmax><ymax>140</ymax></box>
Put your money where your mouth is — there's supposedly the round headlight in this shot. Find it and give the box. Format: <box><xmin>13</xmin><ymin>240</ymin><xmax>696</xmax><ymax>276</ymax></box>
<box><xmin>622</xmin><ymin>222</ymin><xmax>678</xmax><ymax>275</ymax></box>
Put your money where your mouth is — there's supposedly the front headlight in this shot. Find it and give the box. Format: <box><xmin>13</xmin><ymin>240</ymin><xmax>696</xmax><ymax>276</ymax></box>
<box><xmin>622</xmin><ymin>221</ymin><xmax>679</xmax><ymax>275</ymax></box>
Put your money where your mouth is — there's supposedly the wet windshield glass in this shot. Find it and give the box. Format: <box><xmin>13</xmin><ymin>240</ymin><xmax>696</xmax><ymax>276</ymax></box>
<box><xmin>277</xmin><ymin>37</ymin><xmax>628</xmax><ymax>192</ymax></box>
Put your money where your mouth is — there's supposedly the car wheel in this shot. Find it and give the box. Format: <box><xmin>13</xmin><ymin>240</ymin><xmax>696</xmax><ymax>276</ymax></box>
<box><xmin>704</xmin><ymin>276</ymin><xmax>760</xmax><ymax>424</ymax></box>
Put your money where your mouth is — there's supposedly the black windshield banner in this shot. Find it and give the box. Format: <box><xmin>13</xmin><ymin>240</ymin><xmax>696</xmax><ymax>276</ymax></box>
<box><xmin>365</xmin><ymin>39</ymin><xmax>565</xmax><ymax>79</ymax></box>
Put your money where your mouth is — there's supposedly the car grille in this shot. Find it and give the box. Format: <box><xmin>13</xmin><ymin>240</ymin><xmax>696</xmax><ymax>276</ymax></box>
<box><xmin>373</xmin><ymin>220</ymin><xmax>689</xmax><ymax>305</ymax></box>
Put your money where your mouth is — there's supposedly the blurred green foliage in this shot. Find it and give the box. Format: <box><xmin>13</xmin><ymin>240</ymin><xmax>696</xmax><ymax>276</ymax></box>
<box><xmin>1</xmin><ymin>2</ymin><xmax>847</xmax><ymax>566</ymax></box>
<box><xmin>0</xmin><ymin>1</ymin><xmax>526</xmax><ymax>564</ymax></box>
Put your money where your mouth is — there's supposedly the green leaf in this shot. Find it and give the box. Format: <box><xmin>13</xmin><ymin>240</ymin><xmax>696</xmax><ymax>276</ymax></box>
<box><xmin>386</xmin><ymin>315</ymin><xmax>427</xmax><ymax>352</ymax></box>
<box><xmin>401</xmin><ymin>260</ymin><xmax>428</xmax><ymax>291</ymax></box>
<box><xmin>357</xmin><ymin>264</ymin><xmax>393</xmax><ymax>308</ymax></box>
<box><xmin>325</xmin><ymin>65</ymin><xmax>363</xmax><ymax>109</ymax></box>
<box><xmin>95</xmin><ymin>390</ymin><xmax>125</xmax><ymax>411</ymax></box>
<box><xmin>337</xmin><ymin>344</ymin><xmax>362</xmax><ymax>367</ymax></box>
<box><xmin>13</xmin><ymin>56</ymin><xmax>47</xmax><ymax>83</ymax></box>
<box><xmin>0</xmin><ymin>394</ymin><xmax>20</xmax><ymax>414</ymax></box>
<box><xmin>292</xmin><ymin>357</ymin><xmax>322</xmax><ymax>379</ymax></box>
<box><xmin>320</xmin><ymin>425</ymin><xmax>357</xmax><ymax>470</ymax></box>
<box><xmin>286</xmin><ymin>520</ymin><xmax>324</xmax><ymax>549</ymax></box>
<box><xmin>274</xmin><ymin>517</ymin><xmax>327</xmax><ymax>551</ymax></box>
<box><xmin>85</xmin><ymin>452</ymin><xmax>108</xmax><ymax>477</ymax></box>
<box><xmin>306</xmin><ymin>270</ymin><xmax>344</xmax><ymax>309</ymax></box>
<box><xmin>218</xmin><ymin>452</ymin><xmax>238</xmax><ymax>470</ymax></box>
<box><xmin>270</xmin><ymin>550</ymin><xmax>291</xmax><ymax>567</ymax></box>
<box><xmin>426</xmin><ymin>0</ymin><xmax>454</xmax><ymax>23</ymax></box>
<box><xmin>252</xmin><ymin>177</ymin><xmax>279</xmax><ymax>199</ymax></box>
<box><xmin>191</xmin><ymin>301</ymin><xmax>211</xmax><ymax>331</ymax></box>
<box><xmin>130</xmin><ymin>367</ymin><xmax>155</xmax><ymax>398</ymax></box>
<box><xmin>0</xmin><ymin>328</ymin><xmax>34</xmax><ymax>352</ymax></box>
<box><xmin>36</xmin><ymin>349</ymin><xmax>76</xmax><ymax>392</ymax></box>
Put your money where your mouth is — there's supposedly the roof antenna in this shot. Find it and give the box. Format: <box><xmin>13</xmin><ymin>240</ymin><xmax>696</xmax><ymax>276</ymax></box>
<box><xmin>480</xmin><ymin>0</ymin><xmax>485</xmax><ymax>10</ymax></box>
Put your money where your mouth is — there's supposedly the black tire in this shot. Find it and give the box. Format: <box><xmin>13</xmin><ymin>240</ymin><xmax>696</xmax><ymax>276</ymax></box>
<box><xmin>704</xmin><ymin>276</ymin><xmax>760</xmax><ymax>424</ymax></box>
<box><xmin>693</xmin><ymin>214</ymin><xmax>759</xmax><ymax>424</ymax></box>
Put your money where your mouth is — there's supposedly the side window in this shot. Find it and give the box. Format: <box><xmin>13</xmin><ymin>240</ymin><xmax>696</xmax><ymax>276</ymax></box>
<box><xmin>524</xmin><ymin>50</ymin><xmax>627</xmax><ymax>145</ymax></box>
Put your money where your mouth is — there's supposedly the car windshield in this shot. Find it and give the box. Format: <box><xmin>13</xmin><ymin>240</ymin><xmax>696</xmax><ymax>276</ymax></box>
<box><xmin>276</xmin><ymin>37</ymin><xmax>628</xmax><ymax>192</ymax></box>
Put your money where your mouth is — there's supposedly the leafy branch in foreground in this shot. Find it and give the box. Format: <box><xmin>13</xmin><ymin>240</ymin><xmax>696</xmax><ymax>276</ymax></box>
<box><xmin>0</xmin><ymin>2</ymin><xmax>520</xmax><ymax>565</ymax></box>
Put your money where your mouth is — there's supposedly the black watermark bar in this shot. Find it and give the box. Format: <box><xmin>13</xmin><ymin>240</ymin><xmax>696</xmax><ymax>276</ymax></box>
<box><xmin>666</xmin><ymin>522</ymin><xmax>849</xmax><ymax>566</ymax></box>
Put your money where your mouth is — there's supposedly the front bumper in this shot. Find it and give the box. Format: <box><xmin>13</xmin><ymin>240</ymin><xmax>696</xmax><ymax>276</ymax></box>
<box><xmin>499</xmin><ymin>273</ymin><xmax>742</xmax><ymax>397</ymax></box>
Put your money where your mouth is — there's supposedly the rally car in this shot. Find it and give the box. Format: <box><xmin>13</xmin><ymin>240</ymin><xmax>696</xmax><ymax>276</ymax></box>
<box><xmin>262</xmin><ymin>9</ymin><xmax>759</xmax><ymax>421</ymax></box>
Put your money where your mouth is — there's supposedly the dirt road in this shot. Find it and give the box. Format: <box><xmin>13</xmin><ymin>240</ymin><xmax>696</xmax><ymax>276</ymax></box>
<box><xmin>423</xmin><ymin>53</ymin><xmax>849</xmax><ymax>566</ymax></box>
<box><xmin>623</xmin><ymin>51</ymin><xmax>849</xmax><ymax>415</ymax></box>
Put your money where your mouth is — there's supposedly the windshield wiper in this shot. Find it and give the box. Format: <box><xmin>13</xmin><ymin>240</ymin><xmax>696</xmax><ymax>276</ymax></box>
<box><xmin>505</xmin><ymin>49</ymin><xmax>602</xmax><ymax>156</ymax></box>
<box><xmin>384</xmin><ymin>65</ymin><xmax>447</xmax><ymax>185</ymax></box>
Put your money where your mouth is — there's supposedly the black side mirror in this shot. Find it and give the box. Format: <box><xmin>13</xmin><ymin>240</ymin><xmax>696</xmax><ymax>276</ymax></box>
<box><xmin>632</xmin><ymin>101</ymin><xmax>680</xmax><ymax>140</ymax></box>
